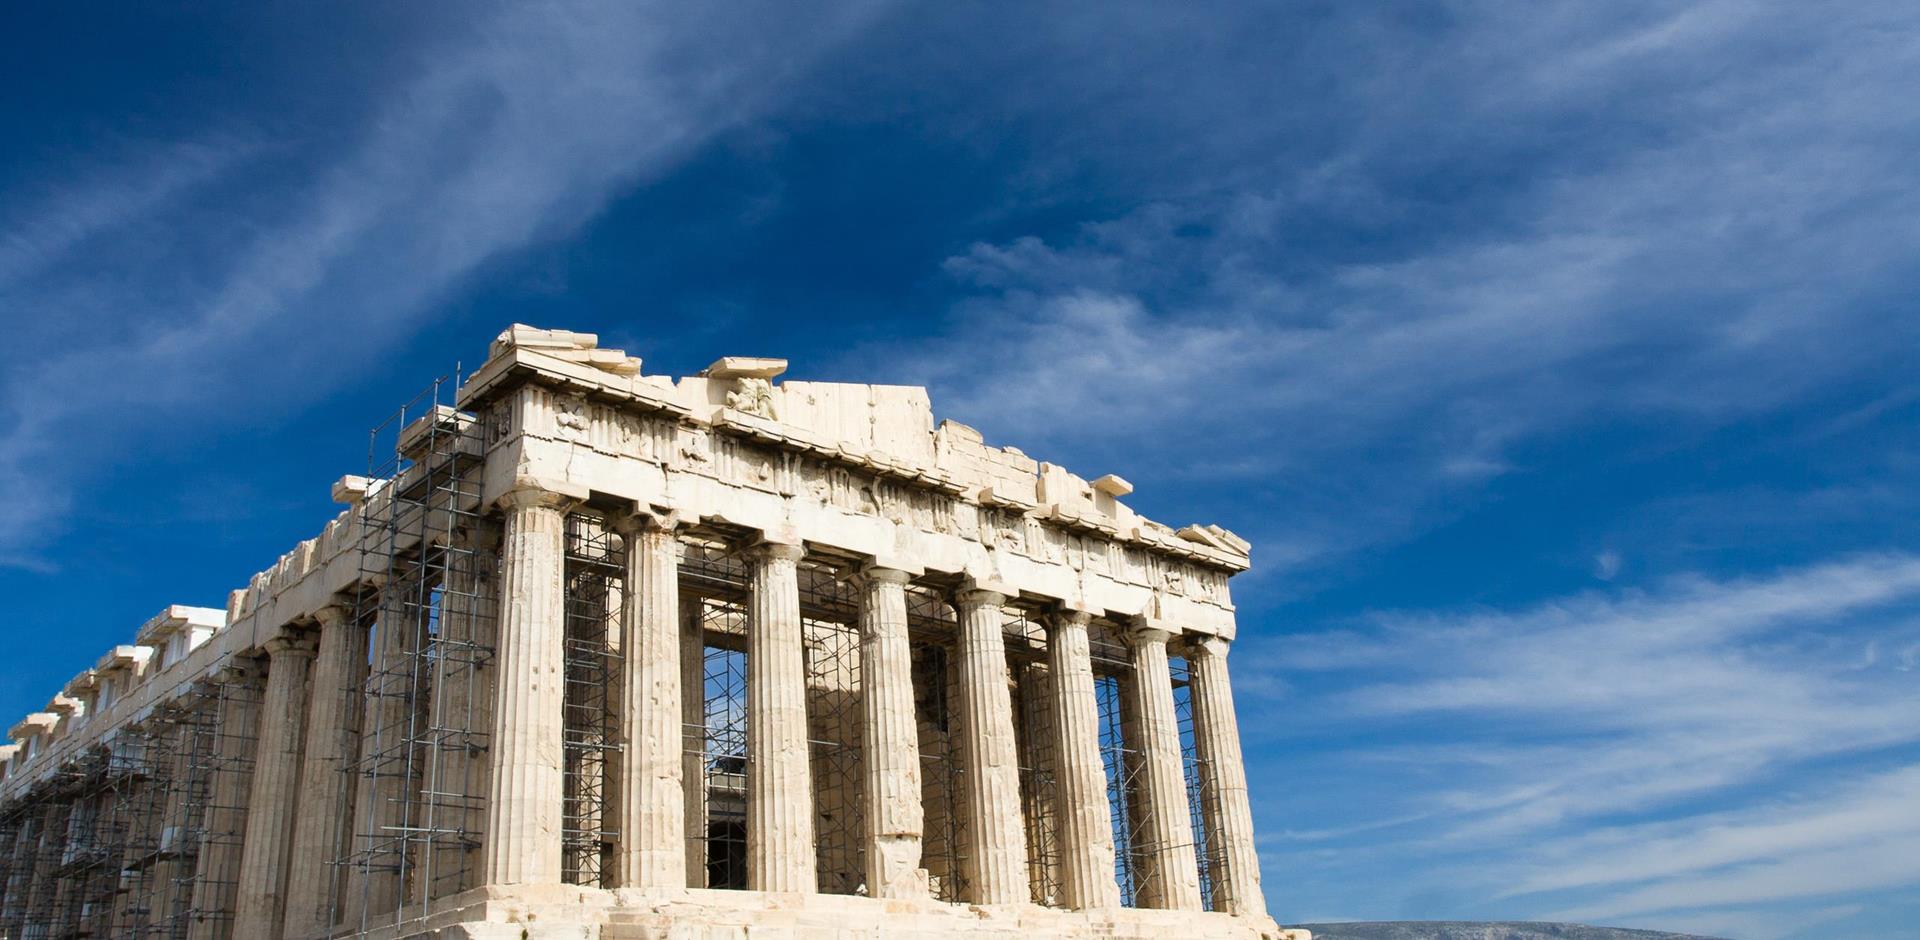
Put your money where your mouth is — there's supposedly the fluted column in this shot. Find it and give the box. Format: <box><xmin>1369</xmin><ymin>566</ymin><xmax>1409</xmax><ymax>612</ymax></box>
<box><xmin>415</xmin><ymin>524</ymin><xmax>496</xmax><ymax>905</ymax></box>
<box><xmin>107</xmin><ymin>722</ymin><xmax>165</xmax><ymax>934</ymax></box>
<box><xmin>953</xmin><ymin>588</ymin><xmax>1029</xmax><ymax>905</ymax></box>
<box><xmin>345</xmin><ymin>582</ymin><xmax>416</xmax><ymax>923</ymax></box>
<box><xmin>680</xmin><ymin>597</ymin><xmax>708</xmax><ymax>888</ymax></box>
<box><xmin>457</xmin><ymin>522</ymin><xmax>499</xmax><ymax>896</ymax></box>
<box><xmin>1128</xmin><ymin>626</ymin><xmax>1203</xmax><ymax>911</ymax></box>
<box><xmin>1047</xmin><ymin>610</ymin><xmax>1122</xmax><ymax>909</ymax></box>
<box><xmin>746</xmin><ymin>541</ymin><xmax>814</xmax><ymax>892</ymax></box>
<box><xmin>1</xmin><ymin>803</ymin><xmax>43</xmax><ymax>929</ymax></box>
<box><xmin>27</xmin><ymin>801</ymin><xmax>72</xmax><ymax>930</ymax></box>
<box><xmin>859</xmin><ymin>566</ymin><xmax>924</xmax><ymax>898</ymax></box>
<box><xmin>1186</xmin><ymin>635</ymin><xmax>1266</xmax><ymax>916</ymax></box>
<box><xmin>482</xmin><ymin>487</ymin><xmax>571</xmax><ymax>886</ymax></box>
<box><xmin>152</xmin><ymin>712</ymin><xmax>201</xmax><ymax>928</ymax></box>
<box><xmin>233</xmin><ymin>633</ymin><xmax>317</xmax><ymax>937</ymax></box>
<box><xmin>614</xmin><ymin>512</ymin><xmax>688</xmax><ymax>889</ymax></box>
<box><xmin>188</xmin><ymin>665</ymin><xmax>263</xmax><ymax>940</ymax></box>
<box><xmin>284</xmin><ymin>606</ymin><xmax>367</xmax><ymax>935</ymax></box>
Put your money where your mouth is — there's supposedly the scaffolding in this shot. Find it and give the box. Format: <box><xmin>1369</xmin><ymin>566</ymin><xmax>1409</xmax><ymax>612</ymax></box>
<box><xmin>0</xmin><ymin>667</ymin><xmax>257</xmax><ymax>940</ymax></box>
<box><xmin>905</xmin><ymin>585</ymin><xmax>966</xmax><ymax>903</ymax></box>
<box><xmin>561</xmin><ymin>511</ymin><xmax>622</xmax><ymax>888</ymax></box>
<box><xmin>334</xmin><ymin>372</ymin><xmax>497</xmax><ymax>934</ymax></box>
<box><xmin>797</xmin><ymin>559</ymin><xmax>862</xmax><ymax>896</ymax></box>
<box><xmin>0</xmin><ymin>806</ymin><xmax>21</xmax><ymax>929</ymax></box>
<box><xmin>24</xmin><ymin>785</ymin><xmax>77</xmax><ymax>940</ymax></box>
<box><xmin>1091</xmin><ymin>623</ymin><xmax>1146</xmax><ymax>907</ymax></box>
<box><xmin>102</xmin><ymin>722</ymin><xmax>173</xmax><ymax>937</ymax></box>
<box><xmin>682</xmin><ymin>539</ymin><xmax>750</xmax><ymax>890</ymax></box>
<box><xmin>177</xmin><ymin>670</ymin><xmax>264</xmax><ymax>940</ymax></box>
<box><xmin>1008</xmin><ymin>607</ymin><xmax>1062</xmax><ymax>908</ymax></box>
<box><xmin>0</xmin><ymin>666</ymin><xmax>277</xmax><ymax>939</ymax></box>
<box><xmin>0</xmin><ymin>795</ymin><xmax>43</xmax><ymax>935</ymax></box>
<box><xmin>147</xmin><ymin>681</ymin><xmax>229</xmax><ymax>940</ymax></box>
<box><xmin>52</xmin><ymin>748</ymin><xmax>124</xmax><ymax>939</ymax></box>
<box><xmin>1170</xmin><ymin>654</ymin><xmax>1216</xmax><ymax>911</ymax></box>
<box><xmin>675</xmin><ymin>539</ymin><xmax>872</xmax><ymax>896</ymax></box>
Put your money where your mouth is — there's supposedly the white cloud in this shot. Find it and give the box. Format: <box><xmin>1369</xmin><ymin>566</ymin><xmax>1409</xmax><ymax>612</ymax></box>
<box><xmin>859</xmin><ymin>1</ymin><xmax>1920</xmax><ymax>575</ymax></box>
<box><xmin>1267</xmin><ymin>554</ymin><xmax>1920</xmax><ymax>929</ymax></box>
<box><xmin>1514</xmin><ymin>765</ymin><xmax>1920</xmax><ymax>900</ymax></box>
<box><xmin>0</xmin><ymin>1</ymin><xmax>891</xmax><ymax>567</ymax></box>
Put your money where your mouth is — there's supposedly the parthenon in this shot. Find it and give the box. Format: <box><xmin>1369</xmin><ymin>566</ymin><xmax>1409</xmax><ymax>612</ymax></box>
<box><xmin>0</xmin><ymin>325</ymin><xmax>1297</xmax><ymax>939</ymax></box>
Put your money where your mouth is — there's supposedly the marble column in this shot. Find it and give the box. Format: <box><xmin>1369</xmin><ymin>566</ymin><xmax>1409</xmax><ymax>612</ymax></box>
<box><xmin>482</xmin><ymin>488</ymin><xmax>571</xmax><ymax>887</ymax></box>
<box><xmin>457</xmin><ymin>522</ymin><xmax>500</xmax><ymax>896</ymax></box>
<box><xmin>27</xmin><ymin>801</ymin><xmax>72</xmax><ymax>932</ymax></box>
<box><xmin>0</xmin><ymin>803</ymin><xmax>42</xmax><ymax>928</ymax></box>
<box><xmin>614</xmin><ymin>513</ymin><xmax>688</xmax><ymax>890</ymax></box>
<box><xmin>152</xmin><ymin>711</ymin><xmax>201</xmax><ymax>928</ymax></box>
<box><xmin>1047</xmin><ymin>610</ymin><xmax>1122</xmax><ymax>909</ymax></box>
<box><xmin>345</xmin><ymin>583</ymin><xmax>417</xmax><ymax>923</ymax></box>
<box><xmin>417</xmin><ymin>526</ymin><xmax>493</xmax><ymax>905</ymax></box>
<box><xmin>680</xmin><ymin>597</ymin><xmax>708</xmax><ymax>888</ymax></box>
<box><xmin>859</xmin><ymin>566</ymin><xmax>924</xmax><ymax>898</ymax></box>
<box><xmin>188</xmin><ymin>665</ymin><xmax>263</xmax><ymax>940</ymax></box>
<box><xmin>746</xmin><ymin>541</ymin><xmax>814</xmax><ymax>892</ymax></box>
<box><xmin>0</xmin><ymin>814</ymin><xmax>20</xmax><ymax>928</ymax></box>
<box><xmin>232</xmin><ymin>632</ymin><xmax>318</xmax><ymax>937</ymax></box>
<box><xmin>1128</xmin><ymin>626</ymin><xmax>1203</xmax><ymax>911</ymax></box>
<box><xmin>952</xmin><ymin>588</ymin><xmax>1030</xmax><ymax>905</ymax></box>
<box><xmin>284</xmin><ymin>606</ymin><xmax>368</xmax><ymax>936</ymax></box>
<box><xmin>1186</xmin><ymin>635</ymin><xmax>1266</xmax><ymax>916</ymax></box>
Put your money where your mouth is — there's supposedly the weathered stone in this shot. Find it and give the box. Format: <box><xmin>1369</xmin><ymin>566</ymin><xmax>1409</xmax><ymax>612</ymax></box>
<box><xmin>484</xmin><ymin>487</ymin><xmax>573</xmax><ymax>887</ymax></box>
<box><xmin>1127</xmin><ymin>626</ymin><xmax>1203</xmax><ymax>912</ymax></box>
<box><xmin>747</xmin><ymin>541</ymin><xmax>816</xmax><ymax>893</ymax></box>
<box><xmin>860</xmin><ymin>566</ymin><xmax>925</xmax><ymax>899</ymax></box>
<box><xmin>0</xmin><ymin>324</ymin><xmax>1285</xmax><ymax>940</ymax></box>
<box><xmin>616</xmin><ymin>512</ymin><xmax>689</xmax><ymax>890</ymax></box>
<box><xmin>233</xmin><ymin>632</ymin><xmax>318</xmax><ymax>935</ymax></box>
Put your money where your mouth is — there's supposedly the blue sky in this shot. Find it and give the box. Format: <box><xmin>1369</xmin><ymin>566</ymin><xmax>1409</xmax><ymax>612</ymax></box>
<box><xmin>2</xmin><ymin>3</ymin><xmax>1917</xmax><ymax>937</ymax></box>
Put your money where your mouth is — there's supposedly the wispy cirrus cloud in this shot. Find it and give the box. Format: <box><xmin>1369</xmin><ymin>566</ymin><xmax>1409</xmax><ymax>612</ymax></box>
<box><xmin>1258</xmin><ymin>553</ymin><xmax>1920</xmax><ymax>937</ymax></box>
<box><xmin>862</xmin><ymin>0</ymin><xmax>1920</xmax><ymax>573</ymax></box>
<box><xmin>1531</xmin><ymin>765</ymin><xmax>1920</xmax><ymax>913</ymax></box>
<box><xmin>0</xmin><ymin>0</ymin><xmax>892</xmax><ymax>567</ymax></box>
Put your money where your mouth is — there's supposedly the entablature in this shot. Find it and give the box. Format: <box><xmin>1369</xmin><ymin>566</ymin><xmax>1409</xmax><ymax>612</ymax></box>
<box><xmin>456</xmin><ymin>326</ymin><xmax>1252</xmax><ymax>587</ymax></box>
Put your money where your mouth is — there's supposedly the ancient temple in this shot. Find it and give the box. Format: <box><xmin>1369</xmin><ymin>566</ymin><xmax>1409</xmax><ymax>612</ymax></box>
<box><xmin>0</xmin><ymin>326</ymin><xmax>1300</xmax><ymax>939</ymax></box>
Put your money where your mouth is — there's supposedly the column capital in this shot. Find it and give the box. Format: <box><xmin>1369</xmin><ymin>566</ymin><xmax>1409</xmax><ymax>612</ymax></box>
<box><xmin>953</xmin><ymin>585</ymin><xmax>1008</xmax><ymax>610</ymax></box>
<box><xmin>611</xmin><ymin>503</ymin><xmax>684</xmax><ymax>535</ymax></box>
<box><xmin>216</xmin><ymin>660</ymin><xmax>265</xmax><ymax>684</ymax></box>
<box><xmin>311</xmin><ymin>603</ymin><xmax>353</xmax><ymax>630</ymax></box>
<box><xmin>857</xmin><ymin>564</ymin><xmax>914</xmax><ymax>587</ymax></box>
<box><xmin>452</xmin><ymin>518</ymin><xmax>503</xmax><ymax>550</ymax></box>
<box><xmin>497</xmin><ymin>485</ymin><xmax>575</xmax><ymax>513</ymax></box>
<box><xmin>1183</xmin><ymin>632</ymin><xmax>1231</xmax><ymax>660</ymax></box>
<box><xmin>1046</xmin><ymin>607</ymin><xmax>1095</xmax><ymax>631</ymax></box>
<box><xmin>750</xmin><ymin>540</ymin><xmax>807</xmax><ymax>563</ymax></box>
<box><xmin>1126</xmin><ymin>621</ymin><xmax>1173</xmax><ymax>648</ymax></box>
<box><xmin>262</xmin><ymin>631</ymin><xmax>319</xmax><ymax>659</ymax></box>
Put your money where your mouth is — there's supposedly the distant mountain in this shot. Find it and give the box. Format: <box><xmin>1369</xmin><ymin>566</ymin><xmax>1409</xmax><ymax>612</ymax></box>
<box><xmin>1295</xmin><ymin>922</ymin><xmax>1732</xmax><ymax>940</ymax></box>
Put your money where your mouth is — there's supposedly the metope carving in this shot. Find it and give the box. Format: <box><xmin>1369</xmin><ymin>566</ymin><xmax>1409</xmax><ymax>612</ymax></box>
<box><xmin>726</xmin><ymin>376</ymin><xmax>778</xmax><ymax>420</ymax></box>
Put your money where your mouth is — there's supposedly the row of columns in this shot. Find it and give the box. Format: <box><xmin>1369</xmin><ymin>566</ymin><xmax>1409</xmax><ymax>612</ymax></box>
<box><xmin>560</xmin><ymin>491</ymin><xmax>1264</xmax><ymax>916</ymax></box>
<box><xmin>3</xmin><ymin>486</ymin><xmax>1266</xmax><ymax>938</ymax></box>
<box><xmin>370</xmin><ymin>487</ymin><xmax>1265</xmax><ymax>917</ymax></box>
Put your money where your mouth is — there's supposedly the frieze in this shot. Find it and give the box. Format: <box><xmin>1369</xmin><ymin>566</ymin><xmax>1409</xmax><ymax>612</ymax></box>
<box><xmin>718</xmin><ymin>436</ymin><xmax>783</xmax><ymax>493</ymax></box>
<box><xmin>675</xmin><ymin>425</ymin><xmax>713</xmax><ymax>469</ymax></box>
<box><xmin>500</xmin><ymin>374</ymin><xmax>1246</xmax><ymax>579</ymax></box>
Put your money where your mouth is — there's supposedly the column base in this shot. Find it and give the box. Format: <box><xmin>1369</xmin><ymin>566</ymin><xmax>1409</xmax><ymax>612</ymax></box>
<box><xmin>299</xmin><ymin>884</ymin><xmax>1306</xmax><ymax>940</ymax></box>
